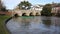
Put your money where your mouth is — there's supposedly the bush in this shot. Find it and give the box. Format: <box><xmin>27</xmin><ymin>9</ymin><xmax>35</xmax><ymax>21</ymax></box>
<box><xmin>41</xmin><ymin>4</ymin><xmax>52</xmax><ymax>16</ymax></box>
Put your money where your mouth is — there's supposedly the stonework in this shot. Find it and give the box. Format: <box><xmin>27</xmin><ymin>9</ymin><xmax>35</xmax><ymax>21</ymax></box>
<box><xmin>12</xmin><ymin>5</ymin><xmax>43</xmax><ymax>16</ymax></box>
<box><xmin>12</xmin><ymin>10</ymin><xmax>41</xmax><ymax>16</ymax></box>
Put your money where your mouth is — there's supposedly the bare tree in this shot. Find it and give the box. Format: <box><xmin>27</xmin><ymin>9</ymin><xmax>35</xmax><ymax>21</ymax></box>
<box><xmin>0</xmin><ymin>0</ymin><xmax>6</xmax><ymax>11</ymax></box>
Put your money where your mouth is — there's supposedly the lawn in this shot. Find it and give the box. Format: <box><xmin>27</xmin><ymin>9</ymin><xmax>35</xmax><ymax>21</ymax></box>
<box><xmin>0</xmin><ymin>15</ymin><xmax>10</xmax><ymax>34</ymax></box>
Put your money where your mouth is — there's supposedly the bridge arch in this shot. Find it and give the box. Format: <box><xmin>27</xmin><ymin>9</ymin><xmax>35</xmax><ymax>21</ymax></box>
<box><xmin>36</xmin><ymin>12</ymin><xmax>40</xmax><ymax>16</ymax></box>
<box><xmin>29</xmin><ymin>12</ymin><xmax>34</xmax><ymax>16</ymax></box>
<box><xmin>22</xmin><ymin>13</ymin><xmax>27</xmax><ymax>16</ymax></box>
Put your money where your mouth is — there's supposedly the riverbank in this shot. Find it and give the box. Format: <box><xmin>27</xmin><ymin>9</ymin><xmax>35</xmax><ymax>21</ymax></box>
<box><xmin>0</xmin><ymin>15</ymin><xmax>10</xmax><ymax>34</ymax></box>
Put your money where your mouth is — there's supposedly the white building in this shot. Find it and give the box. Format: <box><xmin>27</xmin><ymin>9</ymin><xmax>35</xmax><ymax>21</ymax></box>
<box><xmin>30</xmin><ymin>5</ymin><xmax>43</xmax><ymax>11</ymax></box>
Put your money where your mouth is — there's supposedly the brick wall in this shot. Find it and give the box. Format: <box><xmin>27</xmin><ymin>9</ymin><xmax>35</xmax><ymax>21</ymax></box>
<box><xmin>0</xmin><ymin>11</ymin><xmax>12</xmax><ymax>16</ymax></box>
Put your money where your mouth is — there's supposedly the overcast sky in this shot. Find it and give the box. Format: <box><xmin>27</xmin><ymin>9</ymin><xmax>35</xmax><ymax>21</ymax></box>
<box><xmin>2</xmin><ymin>0</ymin><xmax>60</xmax><ymax>9</ymax></box>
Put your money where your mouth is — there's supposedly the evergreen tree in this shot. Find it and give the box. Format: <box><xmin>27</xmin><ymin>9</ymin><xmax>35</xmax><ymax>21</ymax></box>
<box><xmin>18</xmin><ymin>1</ymin><xmax>32</xmax><ymax>10</ymax></box>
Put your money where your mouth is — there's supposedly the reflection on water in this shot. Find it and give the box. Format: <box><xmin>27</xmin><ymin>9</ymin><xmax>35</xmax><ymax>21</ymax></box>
<box><xmin>42</xmin><ymin>20</ymin><xmax>51</xmax><ymax>27</ymax></box>
<box><xmin>6</xmin><ymin>16</ymin><xmax>60</xmax><ymax>34</ymax></box>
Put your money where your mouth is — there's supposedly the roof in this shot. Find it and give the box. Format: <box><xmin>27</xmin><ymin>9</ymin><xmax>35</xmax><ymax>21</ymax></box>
<box><xmin>52</xmin><ymin>3</ymin><xmax>60</xmax><ymax>7</ymax></box>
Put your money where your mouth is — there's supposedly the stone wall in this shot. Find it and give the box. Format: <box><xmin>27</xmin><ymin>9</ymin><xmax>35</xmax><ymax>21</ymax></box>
<box><xmin>13</xmin><ymin>10</ymin><xmax>41</xmax><ymax>16</ymax></box>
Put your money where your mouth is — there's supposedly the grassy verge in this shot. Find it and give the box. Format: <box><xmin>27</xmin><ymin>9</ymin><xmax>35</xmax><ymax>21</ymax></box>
<box><xmin>0</xmin><ymin>15</ymin><xmax>10</xmax><ymax>34</ymax></box>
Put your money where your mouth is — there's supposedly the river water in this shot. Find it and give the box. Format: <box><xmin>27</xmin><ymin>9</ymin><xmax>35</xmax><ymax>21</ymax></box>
<box><xmin>6</xmin><ymin>16</ymin><xmax>60</xmax><ymax>34</ymax></box>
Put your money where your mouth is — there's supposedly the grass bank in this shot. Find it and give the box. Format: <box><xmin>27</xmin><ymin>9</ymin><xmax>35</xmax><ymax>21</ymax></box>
<box><xmin>0</xmin><ymin>15</ymin><xmax>10</xmax><ymax>34</ymax></box>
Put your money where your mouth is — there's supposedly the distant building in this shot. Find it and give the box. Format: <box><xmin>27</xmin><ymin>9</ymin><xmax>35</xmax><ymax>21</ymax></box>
<box><xmin>14</xmin><ymin>4</ymin><xmax>43</xmax><ymax>11</ymax></box>
<box><xmin>30</xmin><ymin>5</ymin><xmax>43</xmax><ymax>11</ymax></box>
<box><xmin>52</xmin><ymin>6</ymin><xmax>60</xmax><ymax>13</ymax></box>
<box><xmin>51</xmin><ymin>3</ymin><xmax>60</xmax><ymax>14</ymax></box>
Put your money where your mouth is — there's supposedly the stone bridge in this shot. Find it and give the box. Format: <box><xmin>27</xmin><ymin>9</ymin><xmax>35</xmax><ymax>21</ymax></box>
<box><xmin>12</xmin><ymin>10</ymin><xmax>41</xmax><ymax>16</ymax></box>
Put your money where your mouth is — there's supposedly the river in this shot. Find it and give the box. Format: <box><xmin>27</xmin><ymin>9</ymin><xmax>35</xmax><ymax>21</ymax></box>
<box><xmin>6</xmin><ymin>16</ymin><xmax>60</xmax><ymax>34</ymax></box>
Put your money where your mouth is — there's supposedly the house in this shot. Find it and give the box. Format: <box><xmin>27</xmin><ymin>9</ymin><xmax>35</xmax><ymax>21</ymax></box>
<box><xmin>30</xmin><ymin>5</ymin><xmax>43</xmax><ymax>11</ymax></box>
<box><xmin>51</xmin><ymin>3</ymin><xmax>60</xmax><ymax>15</ymax></box>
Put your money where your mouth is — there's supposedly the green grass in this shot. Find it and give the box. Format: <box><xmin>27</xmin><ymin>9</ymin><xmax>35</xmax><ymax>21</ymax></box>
<box><xmin>0</xmin><ymin>15</ymin><xmax>10</xmax><ymax>34</ymax></box>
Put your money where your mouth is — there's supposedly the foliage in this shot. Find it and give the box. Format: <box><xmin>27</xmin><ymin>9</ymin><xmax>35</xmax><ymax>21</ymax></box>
<box><xmin>18</xmin><ymin>1</ymin><xmax>32</xmax><ymax>10</ymax></box>
<box><xmin>57</xmin><ymin>3</ymin><xmax>60</xmax><ymax>6</ymax></box>
<box><xmin>41</xmin><ymin>4</ymin><xmax>52</xmax><ymax>16</ymax></box>
<box><xmin>0</xmin><ymin>0</ymin><xmax>6</xmax><ymax>11</ymax></box>
<box><xmin>1</xmin><ymin>7</ymin><xmax>6</xmax><ymax>11</ymax></box>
